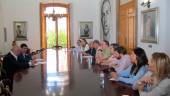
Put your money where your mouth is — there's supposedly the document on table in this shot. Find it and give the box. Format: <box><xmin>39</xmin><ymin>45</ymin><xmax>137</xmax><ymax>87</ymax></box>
<box><xmin>34</xmin><ymin>61</ymin><xmax>46</xmax><ymax>66</ymax></box>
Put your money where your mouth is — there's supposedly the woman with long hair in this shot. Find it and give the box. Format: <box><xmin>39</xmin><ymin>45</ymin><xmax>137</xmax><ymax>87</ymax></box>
<box><xmin>79</xmin><ymin>38</ymin><xmax>89</xmax><ymax>52</ymax></box>
<box><xmin>136</xmin><ymin>52</ymin><xmax>170</xmax><ymax>96</ymax></box>
<box><xmin>111</xmin><ymin>47</ymin><xmax>148</xmax><ymax>85</ymax></box>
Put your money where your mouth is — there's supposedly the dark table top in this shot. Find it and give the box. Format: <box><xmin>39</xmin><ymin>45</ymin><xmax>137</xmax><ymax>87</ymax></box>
<box><xmin>12</xmin><ymin>49</ymin><xmax>138</xmax><ymax>96</ymax></box>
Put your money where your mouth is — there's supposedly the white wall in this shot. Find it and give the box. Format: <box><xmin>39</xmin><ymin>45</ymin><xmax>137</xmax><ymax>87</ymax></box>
<box><xmin>109</xmin><ymin>0</ymin><xmax>117</xmax><ymax>43</ymax></box>
<box><xmin>1</xmin><ymin>0</ymin><xmax>169</xmax><ymax>57</ymax></box>
<box><xmin>137</xmin><ymin>0</ymin><xmax>168</xmax><ymax>57</ymax></box>
<box><xmin>166</xmin><ymin>0</ymin><xmax>170</xmax><ymax>56</ymax></box>
<box><xmin>0</xmin><ymin>0</ymin><xmax>102</xmax><ymax>54</ymax></box>
<box><xmin>0</xmin><ymin>1</ymin><xmax>4</xmax><ymax>55</ymax></box>
<box><xmin>1</xmin><ymin>0</ymin><xmax>40</xmax><ymax>54</ymax></box>
<box><xmin>72</xmin><ymin>0</ymin><xmax>117</xmax><ymax>44</ymax></box>
<box><xmin>72</xmin><ymin>0</ymin><xmax>101</xmax><ymax>44</ymax></box>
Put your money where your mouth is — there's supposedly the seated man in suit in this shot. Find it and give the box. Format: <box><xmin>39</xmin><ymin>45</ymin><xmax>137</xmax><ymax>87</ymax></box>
<box><xmin>84</xmin><ymin>41</ymin><xmax>95</xmax><ymax>56</ymax></box>
<box><xmin>18</xmin><ymin>43</ymin><xmax>32</xmax><ymax>63</ymax></box>
<box><xmin>2</xmin><ymin>45</ymin><xmax>36</xmax><ymax>92</ymax></box>
<box><xmin>82</xmin><ymin>40</ymin><xmax>100</xmax><ymax>64</ymax></box>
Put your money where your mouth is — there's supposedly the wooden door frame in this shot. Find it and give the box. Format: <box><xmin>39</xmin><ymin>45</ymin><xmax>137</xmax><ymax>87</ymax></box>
<box><xmin>40</xmin><ymin>3</ymin><xmax>71</xmax><ymax>81</ymax></box>
<box><xmin>40</xmin><ymin>3</ymin><xmax>71</xmax><ymax>50</ymax></box>
<box><xmin>116</xmin><ymin>0</ymin><xmax>138</xmax><ymax>50</ymax></box>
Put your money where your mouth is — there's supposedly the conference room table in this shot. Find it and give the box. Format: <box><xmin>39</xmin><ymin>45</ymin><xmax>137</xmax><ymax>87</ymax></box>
<box><xmin>12</xmin><ymin>49</ymin><xmax>139</xmax><ymax>96</ymax></box>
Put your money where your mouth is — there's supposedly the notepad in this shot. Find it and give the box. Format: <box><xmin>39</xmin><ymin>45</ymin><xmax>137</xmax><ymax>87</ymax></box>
<box><xmin>35</xmin><ymin>59</ymin><xmax>44</xmax><ymax>62</ymax></box>
<box><xmin>82</xmin><ymin>56</ymin><xmax>93</xmax><ymax>58</ymax></box>
<box><xmin>34</xmin><ymin>61</ymin><xmax>46</xmax><ymax>66</ymax></box>
<box><xmin>109</xmin><ymin>77</ymin><xmax>117</xmax><ymax>81</ymax></box>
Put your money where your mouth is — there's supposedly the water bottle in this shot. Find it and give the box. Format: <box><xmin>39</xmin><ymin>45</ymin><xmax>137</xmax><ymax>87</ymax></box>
<box><xmin>100</xmin><ymin>72</ymin><xmax>105</xmax><ymax>88</ymax></box>
<box><xmin>88</xmin><ymin>56</ymin><xmax>92</xmax><ymax>68</ymax></box>
<box><xmin>80</xmin><ymin>52</ymin><xmax>82</xmax><ymax>63</ymax></box>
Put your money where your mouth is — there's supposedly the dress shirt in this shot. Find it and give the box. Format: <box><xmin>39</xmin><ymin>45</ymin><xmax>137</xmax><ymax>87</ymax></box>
<box><xmin>117</xmin><ymin>64</ymin><xmax>148</xmax><ymax>85</ymax></box>
<box><xmin>115</xmin><ymin>55</ymin><xmax>131</xmax><ymax>73</ymax></box>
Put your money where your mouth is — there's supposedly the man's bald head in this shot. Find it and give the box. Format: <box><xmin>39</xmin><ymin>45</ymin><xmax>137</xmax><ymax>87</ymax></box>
<box><xmin>11</xmin><ymin>45</ymin><xmax>21</xmax><ymax>56</ymax></box>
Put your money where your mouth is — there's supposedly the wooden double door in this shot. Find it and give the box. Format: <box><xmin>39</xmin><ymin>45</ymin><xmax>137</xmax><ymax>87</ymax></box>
<box><xmin>118</xmin><ymin>0</ymin><xmax>137</xmax><ymax>52</ymax></box>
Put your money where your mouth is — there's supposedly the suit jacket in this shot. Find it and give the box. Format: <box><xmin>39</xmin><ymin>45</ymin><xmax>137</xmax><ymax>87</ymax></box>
<box><xmin>85</xmin><ymin>48</ymin><xmax>96</xmax><ymax>57</ymax></box>
<box><xmin>85</xmin><ymin>48</ymin><xmax>96</xmax><ymax>64</ymax></box>
<box><xmin>2</xmin><ymin>52</ymin><xmax>30</xmax><ymax>91</ymax></box>
<box><xmin>18</xmin><ymin>53</ymin><xmax>32</xmax><ymax>63</ymax></box>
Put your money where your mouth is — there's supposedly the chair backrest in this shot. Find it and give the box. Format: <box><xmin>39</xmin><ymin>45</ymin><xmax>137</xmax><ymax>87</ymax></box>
<box><xmin>0</xmin><ymin>56</ymin><xmax>11</xmax><ymax>95</ymax></box>
<box><xmin>0</xmin><ymin>58</ymin><xmax>3</xmax><ymax>76</ymax></box>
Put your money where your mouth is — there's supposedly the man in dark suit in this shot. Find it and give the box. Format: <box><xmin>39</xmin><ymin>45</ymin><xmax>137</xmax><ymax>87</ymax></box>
<box><xmin>85</xmin><ymin>40</ymin><xmax>100</xmax><ymax>64</ymax></box>
<box><xmin>85</xmin><ymin>41</ymin><xmax>96</xmax><ymax>57</ymax></box>
<box><xmin>2</xmin><ymin>45</ymin><xmax>35</xmax><ymax>92</ymax></box>
<box><xmin>18</xmin><ymin>43</ymin><xmax>32</xmax><ymax>63</ymax></box>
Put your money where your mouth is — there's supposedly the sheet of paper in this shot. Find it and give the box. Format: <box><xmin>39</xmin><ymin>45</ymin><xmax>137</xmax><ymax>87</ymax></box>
<box><xmin>35</xmin><ymin>59</ymin><xmax>44</xmax><ymax>62</ymax></box>
<box><xmin>82</xmin><ymin>56</ymin><xmax>93</xmax><ymax>58</ymax></box>
<box><xmin>34</xmin><ymin>61</ymin><xmax>46</xmax><ymax>66</ymax></box>
<box><xmin>109</xmin><ymin>77</ymin><xmax>117</xmax><ymax>81</ymax></box>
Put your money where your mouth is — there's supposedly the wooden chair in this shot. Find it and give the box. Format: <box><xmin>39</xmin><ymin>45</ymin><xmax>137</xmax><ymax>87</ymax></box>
<box><xmin>0</xmin><ymin>57</ymin><xmax>11</xmax><ymax>96</ymax></box>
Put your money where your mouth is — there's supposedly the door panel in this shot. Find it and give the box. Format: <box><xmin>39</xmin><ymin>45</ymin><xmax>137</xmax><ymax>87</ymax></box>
<box><xmin>57</xmin><ymin>17</ymin><xmax>67</xmax><ymax>48</ymax></box>
<box><xmin>119</xmin><ymin>15</ymin><xmax>127</xmax><ymax>48</ymax></box>
<box><xmin>118</xmin><ymin>0</ymin><xmax>136</xmax><ymax>53</ymax></box>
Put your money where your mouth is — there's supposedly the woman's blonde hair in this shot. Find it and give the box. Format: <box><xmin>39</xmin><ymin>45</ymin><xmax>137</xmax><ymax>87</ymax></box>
<box><xmin>152</xmin><ymin>52</ymin><xmax>170</xmax><ymax>80</ymax></box>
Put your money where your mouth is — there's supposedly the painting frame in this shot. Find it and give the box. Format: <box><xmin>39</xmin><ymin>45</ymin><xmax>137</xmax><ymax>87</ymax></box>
<box><xmin>14</xmin><ymin>21</ymin><xmax>27</xmax><ymax>41</ymax></box>
<box><xmin>79</xmin><ymin>21</ymin><xmax>93</xmax><ymax>39</ymax></box>
<box><xmin>141</xmin><ymin>7</ymin><xmax>159</xmax><ymax>44</ymax></box>
<box><xmin>101</xmin><ymin>0</ymin><xmax>111</xmax><ymax>41</ymax></box>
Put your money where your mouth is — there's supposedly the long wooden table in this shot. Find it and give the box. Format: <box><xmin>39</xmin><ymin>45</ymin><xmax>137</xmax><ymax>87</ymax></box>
<box><xmin>12</xmin><ymin>50</ymin><xmax>139</xmax><ymax>96</ymax></box>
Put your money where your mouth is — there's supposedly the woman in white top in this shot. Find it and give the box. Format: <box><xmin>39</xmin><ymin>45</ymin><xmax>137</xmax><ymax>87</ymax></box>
<box><xmin>135</xmin><ymin>52</ymin><xmax>170</xmax><ymax>96</ymax></box>
<box><xmin>79</xmin><ymin>38</ymin><xmax>89</xmax><ymax>52</ymax></box>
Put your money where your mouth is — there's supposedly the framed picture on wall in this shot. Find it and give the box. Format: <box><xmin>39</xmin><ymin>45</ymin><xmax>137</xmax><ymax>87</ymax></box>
<box><xmin>14</xmin><ymin>21</ymin><xmax>27</xmax><ymax>41</ymax></box>
<box><xmin>141</xmin><ymin>7</ymin><xmax>159</xmax><ymax>43</ymax></box>
<box><xmin>79</xmin><ymin>21</ymin><xmax>93</xmax><ymax>39</ymax></box>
